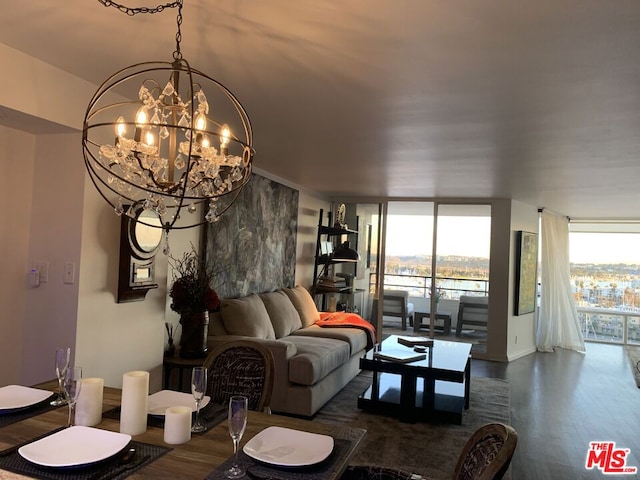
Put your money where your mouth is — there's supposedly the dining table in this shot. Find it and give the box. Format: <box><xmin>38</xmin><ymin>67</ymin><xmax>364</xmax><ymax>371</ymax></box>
<box><xmin>0</xmin><ymin>380</ymin><xmax>366</xmax><ymax>480</ymax></box>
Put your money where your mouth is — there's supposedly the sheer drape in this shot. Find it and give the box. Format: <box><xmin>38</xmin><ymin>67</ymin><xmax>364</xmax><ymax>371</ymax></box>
<box><xmin>536</xmin><ymin>210</ymin><xmax>585</xmax><ymax>352</ymax></box>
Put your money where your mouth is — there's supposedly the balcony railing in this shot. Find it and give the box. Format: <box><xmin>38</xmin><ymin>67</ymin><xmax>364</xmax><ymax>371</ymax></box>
<box><xmin>378</xmin><ymin>273</ymin><xmax>489</xmax><ymax>300</ymax></box>
<box><xmin>577</xmin><ymin>307</ymin><xmax>640</xmax><ymax>346</ymax></box>
<box><xmin>377</xmin><ymin>275</ymin><xmax>639</xmax><ymax>346</ymax></box>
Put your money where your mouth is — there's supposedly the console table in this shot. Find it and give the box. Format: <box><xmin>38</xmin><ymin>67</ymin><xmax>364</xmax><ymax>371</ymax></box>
<box><xmin>358</xmin><ymin>335</ymin><xmax>471</xmax><ymax>424</ymax></box>
<box><xmin>163</xmin><ymin>354</ymin><xmax>205</xmax><ymax>392</ymax></box>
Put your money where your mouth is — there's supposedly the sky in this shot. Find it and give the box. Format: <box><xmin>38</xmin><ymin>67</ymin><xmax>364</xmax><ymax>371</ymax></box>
<box><xmin>569</xmin><ymin>233</ymin><xmax>640</xmax><ymax>265</ymax></box>
<box><xmin>385</xmin><ymin>215</ymin><xmax>640</xmax><ymax>265</ymax></box>
<box><xmin>385</xmin><ymin>215</ymin><xmax>491</xmax><ymax>257</ymax></box>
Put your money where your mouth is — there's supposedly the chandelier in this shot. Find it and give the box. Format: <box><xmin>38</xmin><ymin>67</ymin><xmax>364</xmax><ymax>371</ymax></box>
<box><xmin>82</xmin><ymin>0</ymin><xmax>254</xmax><ymax>239</ymax></box>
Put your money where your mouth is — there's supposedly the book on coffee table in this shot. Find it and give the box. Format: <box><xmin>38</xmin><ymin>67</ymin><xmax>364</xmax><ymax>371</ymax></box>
<box><xmin>373</xmin><ymin>350</ymin><xmax>426</xmax><ymax>363</ymax></box>
<box><xmin>397</xmin><ymin>336</ymin><xmax>434</xmax><ymax>348</ymax></box>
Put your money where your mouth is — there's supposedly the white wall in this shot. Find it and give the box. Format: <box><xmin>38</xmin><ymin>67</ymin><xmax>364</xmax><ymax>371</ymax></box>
<box><xmin>0</xmin><ymin>126</ymin><xmax>35</xmax><ymax>385</ymax></box>
<box><xmin>21</xmin><ymin>134</ymin><xmax>85</xmax><ymax>386</ymax></box>
<box><xmin>507</xmin><ymin>200</ymin><xmax>539</xmax><ymax>360</ymax></box>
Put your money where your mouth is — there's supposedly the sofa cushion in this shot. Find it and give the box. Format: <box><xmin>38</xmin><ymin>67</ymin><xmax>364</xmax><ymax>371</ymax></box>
<box><xmin>291</xmin><ymin>325</ymin><xmax>367</xmax><ymax>355</ymax></box>
<box><xmin>285</xmin><ymin>336</ymin><xmax>350</xmax><ymax>386</ymax></box>
<box><xmin>260</xmin><ymin>290</ymin><xmax>302</xmax><ymax>338</ymax></box>
<box><xmin>283</xmin><ymin>285</ymin><xmax>320</xmax><ymax>328</ymax></box>
<box><xmin>220</xmin><ymin>293</ymin><xmax>276</xmax><ymax>340</ymax></box>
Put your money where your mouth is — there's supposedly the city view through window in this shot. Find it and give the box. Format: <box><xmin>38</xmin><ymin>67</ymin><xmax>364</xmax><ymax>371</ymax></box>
<box><xmin>383</xmin><ymin>208</ymin><xmax>491</xmax><ymax>300</ymax></box>
<box><xmin>570</xmin><ymin>231</ymin><xmax>640</xmax><ymax>345</ymax></box>
<box><xmin>382</xmin><ymin>212</ymin><xmax>639</xmax><ymax>345</ymax></box>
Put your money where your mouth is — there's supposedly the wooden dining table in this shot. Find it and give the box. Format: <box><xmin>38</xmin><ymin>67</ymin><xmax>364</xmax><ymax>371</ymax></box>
<box><xmin>0</xmin><ymin>381</ymin><xmax>366</xmax><ymax>480</ymax></box>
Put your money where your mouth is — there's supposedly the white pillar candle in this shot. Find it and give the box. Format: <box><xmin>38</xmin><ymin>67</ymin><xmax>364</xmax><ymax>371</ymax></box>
<box><xmin>163</xmin><ymin>406</ymin><xmax>192</xmax><ymax>444</ymax></box>
<box><xmin>120</xmin><ymin>371</ymin><xmax>149</xmax><ymax>435</ymax></box>
<box><xmin>75</xmin><ymin>377</ymin><xmax>104</xmax><ymax>427</ymax></box>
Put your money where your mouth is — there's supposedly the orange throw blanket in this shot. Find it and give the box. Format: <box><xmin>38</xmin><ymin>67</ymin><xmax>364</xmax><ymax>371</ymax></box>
<box><xmin>317</xmin><ymin>312</ymin><xmax>377</xmax><ymax>350</ymax></box>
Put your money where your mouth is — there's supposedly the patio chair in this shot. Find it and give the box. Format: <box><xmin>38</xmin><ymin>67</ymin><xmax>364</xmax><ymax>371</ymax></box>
<box><xmin>382</xmin><ymin>290</ymin><xmax>414</xmax><ymax>331</ymax></box>
<box><xmin>455</xmin><ymin>295</ymin><xmax>489</xmax><ymax>337</ymax></box>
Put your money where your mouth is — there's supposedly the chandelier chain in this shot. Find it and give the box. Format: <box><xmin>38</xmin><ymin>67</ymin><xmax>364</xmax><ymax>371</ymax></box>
<box><xmin>98</xmin><ymin>0</ymin><xmax>184</xmax><ymax>59</ymax></box>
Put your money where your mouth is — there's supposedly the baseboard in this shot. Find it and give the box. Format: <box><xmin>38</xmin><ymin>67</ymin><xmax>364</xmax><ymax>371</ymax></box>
<box><xmin>507</xmin><ymin>346</ymin><xmax>537</xmax><ymax>362</ymax></box>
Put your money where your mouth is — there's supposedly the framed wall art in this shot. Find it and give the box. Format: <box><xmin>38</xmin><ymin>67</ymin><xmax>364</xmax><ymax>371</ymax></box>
<box><xmin>514</xmin><ymin>230</ymin><xmax>538</xmax><ymax>315</ymax></box>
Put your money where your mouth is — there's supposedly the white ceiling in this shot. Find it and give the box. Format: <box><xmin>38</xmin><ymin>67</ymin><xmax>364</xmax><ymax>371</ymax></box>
<box><xmin>2</xmin><ymin>1</ymin><xmax>640</xmax><ymax>219</ymax></box>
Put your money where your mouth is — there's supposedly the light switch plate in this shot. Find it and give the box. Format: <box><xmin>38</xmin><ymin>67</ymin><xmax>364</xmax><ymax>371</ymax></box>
<box><xmin>33</xmin><ymin>262</ymin><xmax>49</xmax><ymax>283</ymax></box>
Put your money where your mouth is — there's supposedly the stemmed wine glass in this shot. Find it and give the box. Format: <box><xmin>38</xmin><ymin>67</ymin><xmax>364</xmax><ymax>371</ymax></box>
<box><xmin>50</xmin><ymin>347</ymin><xmax>70</xmax><ymax>406</ymax></box>
<box><xmin>191</xmin><ymin>366</ymin><xmax>207</xmax><ymax>433</ymax></box>
<box><xmin>227</xmin><ymin>396</ymin><xmax>248</xmax><ymax>479</ymax></box>
<box><xmin>63</xmin><ymin>366</ymin><xmax>82</xmax><ymax>427</ymax></box>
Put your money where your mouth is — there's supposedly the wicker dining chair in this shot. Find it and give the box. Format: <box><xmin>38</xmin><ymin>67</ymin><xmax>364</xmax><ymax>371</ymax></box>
<box><xmin>342</xmin><ymin>422</ymin><xmax>517</xmax><ymax>480</ymax></box>
<box><xmin>453</xmin><ymin>422</ymin><xmax>518</xmax><ymax>480</ymax></box>
<box><xmin>202</xmin><ymin>340</ymin><xmax>275</xmax><ymax>412</ymax></box>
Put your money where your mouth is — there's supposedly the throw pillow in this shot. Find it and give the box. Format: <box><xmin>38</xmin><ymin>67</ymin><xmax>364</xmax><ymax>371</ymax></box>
<box><xmin>220</xmin><ymin>293</ymin><xmax>276</xmax><ymax>339</ymax></box>
<box><xmin>260</xmin><ymin>291</ymin><xmax>302</xmax><ymax>338</ymax></box>
<box><xmin>283</xmin><ymin>285</ymin><xmax>320</xmax><ymax>328</ymax></box>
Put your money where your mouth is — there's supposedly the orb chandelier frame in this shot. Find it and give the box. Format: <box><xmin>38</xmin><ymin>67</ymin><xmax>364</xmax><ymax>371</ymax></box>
<box><xmin>83</xmin><ymin>0</ymin><xmax>255</xmax><ymax>237</ymax></box>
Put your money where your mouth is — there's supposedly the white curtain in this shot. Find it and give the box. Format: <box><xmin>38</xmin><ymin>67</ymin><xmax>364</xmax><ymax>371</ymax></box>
<box><xmin>536</xmin><ymin>210</ymin><xmax>585</xmax><ymax>352</ymax></box>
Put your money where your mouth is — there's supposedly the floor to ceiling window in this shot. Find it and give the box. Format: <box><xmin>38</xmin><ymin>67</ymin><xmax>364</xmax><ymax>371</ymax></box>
<box><xmin>381</xmin><ymin>201</ymin><xmax>491</xmax><ymax>353</ymax></box>
<box><xmin>569</xmin><ymin>222</ymin><xmax>640</xmax><ymax>345</ymax></box>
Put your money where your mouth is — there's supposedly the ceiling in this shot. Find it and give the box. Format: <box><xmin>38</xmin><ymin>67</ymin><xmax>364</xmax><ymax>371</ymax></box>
<box><xmin>2</xmin><ymin>1</ymin><xmax>640</xmax><ymax>219</ymax></box>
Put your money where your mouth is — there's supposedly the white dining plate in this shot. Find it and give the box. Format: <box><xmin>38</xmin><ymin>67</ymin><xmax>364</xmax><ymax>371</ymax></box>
<box><xmin>0</xmin><ymin>385</ymin><xmax>53</xmax><ymax>411</ymax></box>
<box><xmin>243</xmin><ymin>426</ymin><xmax>334</xmax><ymax>467</ymax></box>
<box><xmin>147</xmin><ymin>390</ymin><xmax>211</xmax><ymax>415</ymax></box>
<box><xmin>18</xmin><ymin>426</ymin><xmax>131</xmax><ymax>468</ymax></box>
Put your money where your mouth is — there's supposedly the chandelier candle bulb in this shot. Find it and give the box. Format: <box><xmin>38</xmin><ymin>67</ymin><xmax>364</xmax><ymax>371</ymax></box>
<box><xmin>120</xmin><ymin>371</ymin><xmax>149</xmax><ymax>435</ymax></box>
<box><xmin>75</xmin><ymin>377</ymin><xmax>104</xmax><ymax>427</ymax></box>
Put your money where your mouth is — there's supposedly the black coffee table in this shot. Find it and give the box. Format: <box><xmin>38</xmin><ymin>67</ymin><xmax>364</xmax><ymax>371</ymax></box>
<box><xmin>358</xmin><ymin>335</ymin><xmax>471</xmax><ymax>424</ymax></box>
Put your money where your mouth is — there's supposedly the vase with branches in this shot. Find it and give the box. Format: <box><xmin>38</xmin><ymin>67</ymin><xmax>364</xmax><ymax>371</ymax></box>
<box><xmin>169</xmin><ymin>245</ymin><xmax>220</xmax><ymax>358</ymax></box>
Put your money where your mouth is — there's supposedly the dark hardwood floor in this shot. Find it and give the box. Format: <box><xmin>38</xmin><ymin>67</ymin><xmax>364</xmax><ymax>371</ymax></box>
<box><xmin>472</xmin><ymin>343</ymin><xmax>640</xmax><ymax>480</ymax></box>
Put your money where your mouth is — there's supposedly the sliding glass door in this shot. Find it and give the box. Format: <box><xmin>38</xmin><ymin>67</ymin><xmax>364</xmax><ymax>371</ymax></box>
<box><xmin>381</xmin><ymin>201</ymin><xmax>491</xmax><ymax>352</ymax></box>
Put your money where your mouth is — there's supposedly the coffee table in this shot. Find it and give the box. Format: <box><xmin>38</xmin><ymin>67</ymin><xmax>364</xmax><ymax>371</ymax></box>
<box><xmin>358</xmin><ymin>335</ymin><xmax>471</xmax><ymax>424</ymax></box>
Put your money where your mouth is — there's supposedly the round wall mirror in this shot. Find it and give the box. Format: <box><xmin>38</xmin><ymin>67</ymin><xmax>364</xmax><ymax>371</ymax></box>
<box><xmin>133</xmin><ymin>209</ymin><xmax>163</xmax><ymax>253</ymax></box>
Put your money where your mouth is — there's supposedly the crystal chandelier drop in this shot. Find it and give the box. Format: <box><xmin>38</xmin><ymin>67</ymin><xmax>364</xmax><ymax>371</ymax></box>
<box><xmin>82</xmin><ymin>0</ymin><xmax>254</xmax><ymax>240</ymax></box>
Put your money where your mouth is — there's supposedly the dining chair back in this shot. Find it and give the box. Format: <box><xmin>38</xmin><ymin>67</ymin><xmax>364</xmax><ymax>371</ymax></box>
<box><xmin>341</xmin><ymin>422</ymin><xmax>517</xmax><ymax>480</ymax></box>
<box><xmin>202</xmin><ymin>340</ymin><xmax>275</xmax><ymax>412</ymax></box>
<box><xmin>453</xmin><ymin>422</ymin><xmax>518</xmax><ymax>480</ymax></box>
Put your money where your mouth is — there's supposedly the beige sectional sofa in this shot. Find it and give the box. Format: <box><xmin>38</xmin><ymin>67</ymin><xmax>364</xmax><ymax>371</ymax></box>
<box><xmin>207</xmin><ymin>285</ymin><xmax>370</xmax><ymax>417</ymax></box>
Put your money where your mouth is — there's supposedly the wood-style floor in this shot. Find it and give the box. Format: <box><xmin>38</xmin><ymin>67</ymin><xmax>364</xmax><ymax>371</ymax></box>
<box><xmin>472</xmin><ymin>342</ymin><xmax>640</xmax><ymax>480</ymax></box>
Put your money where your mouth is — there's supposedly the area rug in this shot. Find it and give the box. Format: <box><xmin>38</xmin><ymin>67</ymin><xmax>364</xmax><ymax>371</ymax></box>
<box><xmin>314</xmin><ymin>372</ymin><xmax>511</xmax><ymax>479</ymax></box>
<box><xmin>624</xmin><ymin>345</ymin><xmax>640</xmax><ymax>388</ymax></box>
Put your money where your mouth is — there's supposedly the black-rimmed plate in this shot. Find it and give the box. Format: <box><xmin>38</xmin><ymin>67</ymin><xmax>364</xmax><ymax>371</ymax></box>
<box><xmin>18</xmin><ymin>426</ymin><xmax>132</xmax><ymax>468</ymax></box>
<box><xmin>0</xmin><ymin>385</ymin><xmax>54</xmax><ymax>413</ymax></box>
<box><xmin>243</xmin><ymin>426</ymin><xmax>334</xmax><ymax>467</ymax></box>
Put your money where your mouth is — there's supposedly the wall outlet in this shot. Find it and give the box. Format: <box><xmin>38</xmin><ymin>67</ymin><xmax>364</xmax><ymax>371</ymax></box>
<box><xmin>515</xmin><ymin>335</ymin><xmax>518</xmax><ymax>344</ymax></box>
<box><xmin>63</xmin><ymin>262</ymin><xmax>75</xmax><ymax>284</ymax></box>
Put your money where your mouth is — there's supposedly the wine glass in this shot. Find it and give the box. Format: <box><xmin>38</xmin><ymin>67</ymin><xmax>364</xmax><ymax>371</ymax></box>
<box><xmin>50</xmin><ymin>347</ymin><xmax>70</xmax><ymax>406</ymax></box>
<box><xmin>227</xmin><ymin>396</ymin><xmax>248</xmax><ymax>479</ymax></box>
<box><xmin>63</xmin><ymin>366</ymin><xmax>82</xmax><ymax>427</ymax></box>
<box><xmin>191</xmin><ymin>366</ymin><xmax>207</xmax><ymax>433</ymax></box>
